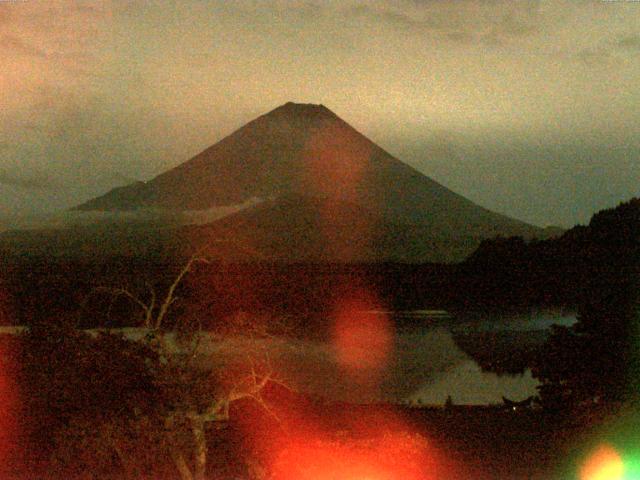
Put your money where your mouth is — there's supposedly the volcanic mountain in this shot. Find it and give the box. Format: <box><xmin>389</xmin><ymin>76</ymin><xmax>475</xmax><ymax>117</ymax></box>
<box><xmin>75</xmin><ymin>102</ymin><xmax>543</xmax><ymax>262</ymax></box>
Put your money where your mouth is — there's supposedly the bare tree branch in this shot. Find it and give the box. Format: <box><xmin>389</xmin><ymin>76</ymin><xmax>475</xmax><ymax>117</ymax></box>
<box><xmin>85</xmin><ymin>245</ymin><xmax>293</xmax><ymax>480</ymax></box>
<box><xmin>154</xmin><ymin>251</ymin><xmax>209</xmax><ymax>331</ymax></box>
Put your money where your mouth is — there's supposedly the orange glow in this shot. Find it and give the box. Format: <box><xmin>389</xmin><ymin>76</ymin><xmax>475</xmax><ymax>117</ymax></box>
<box><xmin>300</xmin><ymin>121</ymin><xmax>376</xmax><ymax>261</ymax></box>
<box><xmin>270</xmin><ymin>430</ymin><xmax>438</xmax><ymax>480</ymax></box>
<box><xmin>581</xmin><ymin>444</ymin><xmax>625</xmax><ymax>480</ymax></box>
<box><xmin>0</xmin><ymin>282</ymin><xmax>17</xmax><ymax>467</ymax></box>
<box><xmin>234</xmin><ymin>363</ymin><xmax>460</xmax><ymax>480</ymax></box>
<box><xmin>331</xmin><ymin>289</ymin><xmax>392</xmax><ymax>382</ymax></box>
<box><xmin>232</xmin><ymin>358</ymin><xmax>458</xmax><ymax>480</ymax></box>
<box><xmin>302</xmin><ymin>122</ymin><xmax>371</xmax><ymax>204</ymax></box>
<box><xmin>0</xmin><ymin>336</ymin><xmax>18</xmax><ymax>466</ymax></box>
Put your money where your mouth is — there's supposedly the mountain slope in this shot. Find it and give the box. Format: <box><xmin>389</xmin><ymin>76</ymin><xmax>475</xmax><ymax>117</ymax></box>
<box><xmin>183</xmin><ymin>193</ymin><xmax>499</xmax><ymax>262</ymax></box>
<box><xmin>75</xmin><ymin>102</ymin><xmax>543</xmax><ymax>261</ymax></box>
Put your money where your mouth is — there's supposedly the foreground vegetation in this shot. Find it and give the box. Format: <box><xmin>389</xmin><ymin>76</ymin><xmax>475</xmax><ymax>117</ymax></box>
<box><xmin>5</xmin><ymin>330</ymin><xmax>636</xmax><ymax>480</ymax></box>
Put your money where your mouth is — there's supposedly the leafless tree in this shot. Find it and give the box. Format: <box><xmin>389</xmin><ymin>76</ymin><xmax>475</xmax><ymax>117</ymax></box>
<box><xmin>94</xmin><ymin>249</ymin><xmax>285</xmax><ymax>480</ymax></box>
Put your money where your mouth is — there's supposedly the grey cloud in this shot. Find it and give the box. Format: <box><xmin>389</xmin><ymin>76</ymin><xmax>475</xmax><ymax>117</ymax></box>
<box><xmin>494</xmin><ymin>12</ymin><xmax>540</xmax><ymax>37</ymax></box>
<box><xmin>481</xmin><ymin>6</ymin><xmax>544</xmax><ymax>45</ymax></box>
<box><xmin>0</xmin><ymin>170</ymin><xmax>55</xmax><ymax>190</ymax></box>
<box><xmin>347</xmin><ymin>5</ymin><xmax>437</xmax><ymax>32</ymax></box>
<box><xmin>0</xmin><ymin>33</ymin><xmax>95</xmax><ymax>74</ymax></box>
<box><xmin>575</xmin><ymin>33</ymin><xmax>640</xmax><ymax>66</ymax></box>
<box><xmin>343</xmin><ymin>1</ymin><xmax>544</xmax><ymax>45</ymax></box>
<box><xmin>577</xmin><ymin>49</ymin><xmax>612</xmax><ymax>66</ymax></box>
<box><xmin>446</xmin><ymin>31</ymin><xmax>476</xmax><ymax>43</ymax></box>
<box><xmin>0</xmin><ymin>5</ymin><xmax>9</xmax><ymax>25</ymax></box>
<box><xmin>73</xmin><ymin>4</ymin><xmax>103</xmax><ymax>15</ymax></box>
<box><xmin>223</xmin><ymin>1</ymin><xmax>323</xmax><ymax>24</ymax></box>
<box><xmin>276</xmin><ymin>1</ymin><xmax>323</xmax><ymax>21</ymax></box>
<box><xmin>0</xmin><ymin>34</ymin><xmax>47</xmax><ymax>58</ymax></box>
<box><xmin>397</xmin><ymin>134</ymin><xmax>640</xmax><ymax>228</ymax></box>
<box><xmin>231</xmin><ymin>0</ymin><xmax>548</xmax><ymax>46</ymax></box>
<box><xmin>617</xmin><ymin>34</ymin><xmax>640</xmax><ymax>51</ymax></box>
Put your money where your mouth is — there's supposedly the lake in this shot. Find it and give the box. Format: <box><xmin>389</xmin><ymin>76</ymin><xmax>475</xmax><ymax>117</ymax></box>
<box><xmin>2</xmin><ymin>309</ymin><xmax>576</xmax><ymax>406</ymax></box>
<box><xmin>193</xmin><ymin>308</ymin><xmax>577</xmax><ymax>406</ymax></box>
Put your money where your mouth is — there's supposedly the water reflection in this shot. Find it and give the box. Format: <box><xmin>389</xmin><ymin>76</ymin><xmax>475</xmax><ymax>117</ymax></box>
<box><xmin>199</xmin><ymin>324</ymin><xmax>540</xmax><ymax>405</ymax></box>
<box><xmin>5</xmin><ymin>308</ymin><xmax>572</xmax><ymax>408</ymax></box>
<box><xmin>406</xmin><ymin>360</ymin><xmax>538</xmax><ymax>406</ymax></box>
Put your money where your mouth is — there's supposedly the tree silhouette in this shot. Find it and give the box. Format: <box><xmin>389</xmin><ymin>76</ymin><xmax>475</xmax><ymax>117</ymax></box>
<box><xmin>19</xmin><ymin>251</ymin><xmax>287</xmax><ymax>480</ymax></box>
<box><xmin>532</xmin><ymin>198</ymin><xmax>640</xmax><ymax>408</ymax></box>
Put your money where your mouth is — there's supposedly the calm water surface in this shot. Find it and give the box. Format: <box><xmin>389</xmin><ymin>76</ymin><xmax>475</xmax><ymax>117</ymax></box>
<box><xmin>2</xmin><ymin>310</ymin><xmax>576</xmax><ymax>406</ymax></box>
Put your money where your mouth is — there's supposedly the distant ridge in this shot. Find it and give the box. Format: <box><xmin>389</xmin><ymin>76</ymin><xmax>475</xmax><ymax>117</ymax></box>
<box><xmin>74</xmin><ymin>102</ymin><xmax>544</xmax><ymax>262</ymax></box>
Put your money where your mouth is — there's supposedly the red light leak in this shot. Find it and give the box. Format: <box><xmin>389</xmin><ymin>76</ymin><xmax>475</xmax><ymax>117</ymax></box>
<box><xmin>331</xmin><ymin>289</ymin><xmax>392</xmax><ymax>387</ymax></box>
<box><xmin>270</xmin><ymin>431</ymin><xmax>437</xmax><ymax>480</ymax></box>
<box><xmin>236</xmin><ymin>285</ymin><xmax>463</xmax><ymax>480</ymax></box>
<box><xmin>0</xmin><ymin>334</ymin><xmax>19</xmax><ymax>467</ymax></box>
<box><xmin>301</xmin><ymin>123</ymin><xmax>376</xmax><ymax>261</ymax></box>
<box><xmin>302</xmin><ymin>123</ymin><xmax>370</xmax><ymax>205</ymax></box>
<box><xmin>270</xmin><ymin>410</ymin><xmax>458</xmax><ymax>480</ymax></box>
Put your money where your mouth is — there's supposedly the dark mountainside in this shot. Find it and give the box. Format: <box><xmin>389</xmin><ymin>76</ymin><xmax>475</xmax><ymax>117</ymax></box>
<box><xmin>455</xmin><ymin>197</ymin><xmax>640</xmax><ymax>311</ymax></box>
<box><xmin>73</xmin><ymin>102</ymin><xmax>542</xmax><ymax>262</ymax></box>
<box><xmin>452</xmin><ymin>197</ymin><xmax>640</xmax><ymax>389</ymax></box>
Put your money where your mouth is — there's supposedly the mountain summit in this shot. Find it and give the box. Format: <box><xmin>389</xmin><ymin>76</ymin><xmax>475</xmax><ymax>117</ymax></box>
<box><xmin>75</xmin><ymin>102</ymin><xmax>542</xmax><ymax>261</ymax></box>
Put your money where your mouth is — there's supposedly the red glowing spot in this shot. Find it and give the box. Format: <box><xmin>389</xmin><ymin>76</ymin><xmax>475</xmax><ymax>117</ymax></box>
<box><xmin>581</xmin><ymin>444</ymin><xmax>625</xmax><ymax>480</ymax></box>
<box><xmin>235</xmin><ymin>374</ymin><xmax>460</xmax><ymax>480</ymax></box>
<box><xmin>331</xmin><ymin>290</ymin><xmax>392</xmax><ymax>380</ymax></box>
<box><xmin>0</xmin><ymin>335</ymin><xmax>19</xmax><ymax>467</ymax></box>
<box><xmin>302</xmin><ymin>123</ymin><xmax>371</xmax><ymax>204</ymax></box>
<box><xmin>270</xmin><ymin>431</ymin><xmax>439</xmax><ymax>480</ymax></box>
<box><xmin>300</xmin><ymin>122</ymin><xmax>376</xmax><ymax>260</ymax></box>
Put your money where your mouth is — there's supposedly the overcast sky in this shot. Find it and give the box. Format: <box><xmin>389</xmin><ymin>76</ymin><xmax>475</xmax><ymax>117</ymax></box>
<box><xmin>1</xmin><ymin>0</ymin><xmax>639</xmax><ymax>227</ymax></box>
